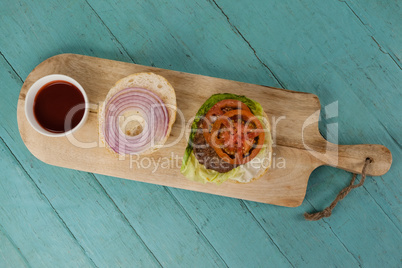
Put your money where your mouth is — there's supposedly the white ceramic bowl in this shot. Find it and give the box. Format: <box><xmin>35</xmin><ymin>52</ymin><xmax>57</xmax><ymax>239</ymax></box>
<box><xmin>25</xmin><ymin>74</ymin><xmax>89</xmax><ymax>137</ymax></box>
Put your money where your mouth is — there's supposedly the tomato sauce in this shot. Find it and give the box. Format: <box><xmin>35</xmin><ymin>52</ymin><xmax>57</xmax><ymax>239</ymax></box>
<box><xmin>33</xmin><ymin>80</ymin><xmax>85</xmax><ymax>133</ymax></box>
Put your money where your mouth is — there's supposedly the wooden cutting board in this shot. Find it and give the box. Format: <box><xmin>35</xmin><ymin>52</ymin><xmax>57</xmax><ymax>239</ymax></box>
<box><xmin>17</xmin><ymin>54</ymin><xmax>392</xmax><ymax>207</ymax></box>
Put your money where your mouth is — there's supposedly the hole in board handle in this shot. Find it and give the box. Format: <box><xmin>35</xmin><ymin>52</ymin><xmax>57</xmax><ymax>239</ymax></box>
<box><xmin>366</xmin><ymin>157</ymin><xmax>373</xmax><ymax>163</ymax></box>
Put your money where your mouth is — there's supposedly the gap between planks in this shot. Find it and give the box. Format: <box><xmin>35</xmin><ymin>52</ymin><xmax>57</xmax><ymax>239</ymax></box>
<box><xmin>2</xmin><ymin>1</ymin><xmax>399</xmax><ymax>263</ymax></box>
<box><xmin>0</xmin><ymin>222</ymin><xmax>31</xmax><ymax>268</ymax></box>
<box><xmin>83</xmin><ymin>0</ymin><xmax>137</xmax><ymax>64</ymax></box>
<box><xmin>241</xmin><ymin>200</ymin><xmax>295</xmax><ymax>267</ymax></box>
<box><xmin>205</xmin><ymin>0</ymin><xmax>399</xmax><ymax>249</ymax></box>
<box><xmin>163</xmin><ymin>187</ymin><xmax>229</xmax><ymax>268</ymax></box>
<box><xmin>90</xmin><ymin>174</ymin><xmax>163</xmax><ymax>268</ymax></box>
<box><xmin>1</xmin><ymin>49</ymin><xmax>231</xmax><ymax>267</ymax></box>
<box><xmin>209</xmin><ymin>0</ymin><xmax>286</xmax><ymax>88</ymax></box>
<box><xmin>0</xmin><ymin>136</ymin><xmax>98</xmax><ymax>268</ymax></box>
<box><xmin>340</xmin><ymin>0</ymin><xmax>401</xmax><ymax>70</ymax></box>
<box><xmin>305</xmin><ymin>199</ymin><xmax>362</xmax><ymax>266</ymax></box>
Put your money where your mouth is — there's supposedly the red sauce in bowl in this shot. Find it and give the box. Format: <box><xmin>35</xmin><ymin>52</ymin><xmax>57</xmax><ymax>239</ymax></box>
<box><xmin>33</xmin><ymin>80</ymin><xmax>85</xmax><ymax>133</ymax></box>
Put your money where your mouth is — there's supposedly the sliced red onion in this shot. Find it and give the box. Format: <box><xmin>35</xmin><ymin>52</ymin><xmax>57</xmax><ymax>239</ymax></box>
<box><xmin>102</xmin><ymin>87</ymin><xmax>169</xmax><ymax>154</ymax></box>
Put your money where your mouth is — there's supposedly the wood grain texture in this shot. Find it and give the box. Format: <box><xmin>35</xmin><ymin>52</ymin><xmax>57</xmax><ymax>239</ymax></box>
<box><xmin>210</xmin><ymin>0</ymin><xmax>402</xmax><ymax>265</ymax></box>
<box><xmin>85</xmin><ymin>0</ymin><xmax>401</xmax><ymax>236</ymax></box>
<box><xmin>341</xmin><ymin>0</ymin><xmax>401</xmax><ymax>69</ymax></box>
<box><xmin>0</xmin><ymin>227</ymin><xmax>30</xmax><ymax>268</ymax></box>
<box><xmin>0</xmin><ymin>55</ymin><xmax>167</xmax><ymax>267</ymax></box>
<box><xmin>1</xmin><ymin>0</ymin><xmax>401</xmax><ymax>267</ymax></box>
<box><xmin>0</xmin><ymin>139</ymin><xmax>96</xmax><ymax>267</ymax></box>
<box><xmin>17</xmin><ymin>54</ymin><xmax>391</xmax><ymax>207</ymax></box>
<box><xmin>96</xmin><ymin>175</ymin><xmax>294</xmax><ymax>267</ymax></box>
<box><xmin>0</xmin><ymin>30</ymin><xmax>229</xmax><ymax>268</ymax></box>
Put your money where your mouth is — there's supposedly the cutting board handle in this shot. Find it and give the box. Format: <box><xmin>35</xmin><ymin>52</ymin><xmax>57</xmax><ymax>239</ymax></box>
<box><xmin>316</xmin><ymin>141</ymin><xmax>392</xmax><ymax>176</ymax></box>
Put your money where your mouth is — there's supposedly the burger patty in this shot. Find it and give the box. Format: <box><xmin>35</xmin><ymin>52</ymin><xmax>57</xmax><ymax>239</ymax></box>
<box><xmin>193</xmin><ymin>122</ymin><xmax>236</xmax><ymax>173</ymax></box>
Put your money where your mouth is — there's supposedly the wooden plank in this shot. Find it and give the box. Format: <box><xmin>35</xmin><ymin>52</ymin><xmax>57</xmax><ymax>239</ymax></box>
<box><xmin>68</xmin><ymin>3</ymin><xmax>392</xmax><ymax>266</ymax></box>
<box><xmin>80</xmin><ymin>0</ymin><xmax>401</xmax><ymax>265</ymax></box>
<box><xmin>96</xmin><ymin>174</ymin><xmax>294</xmax><ymax>267</ymax></box>
<box><xmin>210</xmin><ymin>0</ymin><xmax>402</xmax><ymax>141</ymax></box>
<box><xmin>85</xmin><ymin>0</ymin><xmax>283</xmax><ymax>87</ymax></box>
<box><xmin>0</xmin><ymin>227</ymin><xmax>30</xmax><ymax>268</ymax></box>
<box><xmin>0</xmin><ymin>1</ymin><xmax>242</xmax><ymax>266</ymax></box>
<box><xmin>0</xmin><ymin>138</ymin><xmax>97</xmax><ymax>267</ymax></box>
<box><xmin>84</xmin><ymin>1</ymin><xmax>401</xmax><ymax>266</ymax></box>
<box><xmin>336</xmin><ymin>0</ymin><xmax>402</xmax><ymax>230</ymax></box>
<box><xmin>0</xmin><ymin>0</ymin><xmax>130</xmax><ymax>79</ymax></box>
<box><xmin>304</xmin><ymin>167</ymin><xmax>402</xmax><ymax>266</ymax></box>
<box><xmin>0</xmin><ymin>0</ymin><xmax>400</xmax><ymax>267</ymax></box>
<box><xmin>95</xmin><ymin>176</ymin><xmax>238</xmax><ymax>267</ymax></box>
<box><xmin>168</xmin><ymin>187</ymin><xmax>361</xmax><ymax>267</ymax></box>
<box><xmin>341</xmin><ymin>0</ymin><xmax>401</xmax><ymax>68</ymax></box>
<box><xmin>0</xmin><ymin>55</ymin><xmax>166</xmax><ymax>267</ymax></box>
<box><xmin>207</xmin><ymin>0</ymin><xmax>402</xmax><ymax>265</ymax></box>
<box><xmin>0</xmin><ymin>37</ymin><xmax>233</xmax><ymax>268</ymax></box>
<box><xmin>17</xmin><ymin>54</ymin><xmax>392</xmax><ymax>207</ymax></box>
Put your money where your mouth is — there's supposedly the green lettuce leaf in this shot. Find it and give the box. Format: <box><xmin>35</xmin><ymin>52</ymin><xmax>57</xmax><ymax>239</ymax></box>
<box><xmin>180</xmin><ymin>93</ymin><xmax>266</xmax><ymax>184</ymax></box>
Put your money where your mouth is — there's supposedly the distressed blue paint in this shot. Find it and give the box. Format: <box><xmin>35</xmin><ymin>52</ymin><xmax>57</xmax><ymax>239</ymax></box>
<box><xmin>0</xmin><ymin>0</ymin><xmax>401</xmax><ymax>267</ymax></box>
<box><xmin>0</xmin><ymin>53</ymin><xmax>162</xmax><ymax>267</ymax></box>
<box><xmin>0</xmin><ymin>35</ymin><xmax>226</xmax><ymax>268</ymax></box>
<box><xmin>0</xmin><ymin>138</ymin><xmax>96</xmax><ymax>267</ymax></box>
<box><xmin>96</xmin><ymin>176</ymin><xmax>293</xmax><ymax>267</ymax></box>
<box><xmin>206</xmin><ymin>1</ymin><xmax>402</xmax><ymax>266</ymax></box>
<box><xmin>342</xmin><ymin>0</ymin><xmax>401</xmax><ymax>68</ymax></box>
<box><xmin>0</xmin><ymin>227</ymin><xmax>30</xmax><ymax>268</ymax></box>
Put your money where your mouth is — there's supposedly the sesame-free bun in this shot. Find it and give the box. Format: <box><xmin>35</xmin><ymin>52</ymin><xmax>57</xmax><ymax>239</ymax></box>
<box><xmin>99</xmin><ymin>72</ymin><xmax>177</xmax><ymax>156</ymax></box>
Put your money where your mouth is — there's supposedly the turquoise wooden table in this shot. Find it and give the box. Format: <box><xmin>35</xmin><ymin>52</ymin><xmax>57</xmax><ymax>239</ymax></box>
<box><xmin>1</xmin><ymin>0</ymin><xmax>401</xmax><ymax>267</ymax></box>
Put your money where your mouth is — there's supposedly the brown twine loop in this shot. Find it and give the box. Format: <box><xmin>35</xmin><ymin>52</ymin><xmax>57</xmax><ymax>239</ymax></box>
<box><xmin>304</xmin><ymin>157</ymin><xmax>373</xmax><ymax>221</ymax></box>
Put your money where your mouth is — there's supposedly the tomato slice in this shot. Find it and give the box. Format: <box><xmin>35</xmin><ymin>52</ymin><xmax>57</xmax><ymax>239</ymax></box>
<box><xmin>209</xmin><ymin>109</ymin><xmax>265</xmax><ymax>165</ymax></box>
<box><xmin>202</xmin><ymin>99</ymin><xmax>251</xmax><ymax>143</ymax></box>
<box><xmin>205</xmin><ymin>99</ymin><xmax>251</xmax><ymax>120</ymax></box>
